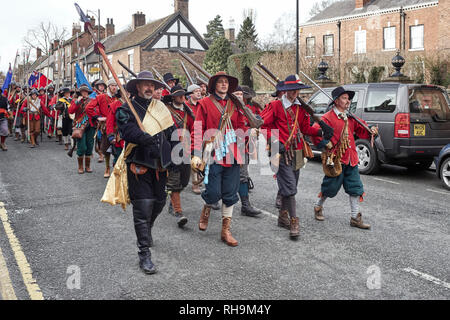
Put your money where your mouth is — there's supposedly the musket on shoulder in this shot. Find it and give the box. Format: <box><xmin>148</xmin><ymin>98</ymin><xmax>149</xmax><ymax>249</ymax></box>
<box><xmin>179</xmin><ymin>60</ymin><xmax>194</xmax><ymax>86</ymax></box>
<box><xmin>151</xmin><ymin>67</ymin><xmax>171</xmax><ymax>91</ymax></box>
<box><xmin>256</xmin><ymin>61</ymin><xmax>321</xmax><ymax>123</ymax></box>
<box><xmin>118</xmin><ymin>60</ymin><xmax>137</xmax><ymax>78</ymax></box>
<box><xmin>177</xmin><ymin>50</ymin><xmax>263</xmax><ymax>129</ymax></box>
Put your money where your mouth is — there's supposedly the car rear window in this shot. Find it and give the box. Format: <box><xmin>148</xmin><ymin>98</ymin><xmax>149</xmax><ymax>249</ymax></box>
<box><xmin>364</xmin><ymin>89</ymin><xmax>397</xmax><ymax>113</ymax></box>
<box><xmin>409</xmin><ymin>87</ymin><xmax>450</xmax><ymax>121</ymax></box>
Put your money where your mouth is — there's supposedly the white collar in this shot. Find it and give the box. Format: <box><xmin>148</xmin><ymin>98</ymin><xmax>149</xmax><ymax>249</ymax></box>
<box><xmin>333</xmin><ymin>107</ymin><xmax>349</xmax><ymax>119</ymax></box>
<box><xmin>281</xmin><ymin>94</ymin><xmax>300</xmax><ymax>109</ymax></box>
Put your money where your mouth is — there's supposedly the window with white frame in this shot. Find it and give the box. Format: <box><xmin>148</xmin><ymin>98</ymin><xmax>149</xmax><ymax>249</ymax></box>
<box><xmin>354</xmin><ymin>30</ymin><xmax>366</xmax><ymax>54</ymax></box>
<box><xmin>383</xmin><ymin>26</ymin><xmax>396</xmax><ymax>50</ymax></box>
<box><xmin>410</xmin><ymin>25</ymin><xmax>424</xmax><ymax>50</ymax></box>
<box><xmin>323</xmin><ymin>34</ymin><xmax>334</xmax><ymax>55</ymax></box>
<box><xmin>128</xmin><ymin>52</ymin><xmax>134</xmax><ymax>72</ymax></box>
<box><xmin>306</xmin><ymin>37</ymin><xmax>315</xmax><ymax>57</ymax></box>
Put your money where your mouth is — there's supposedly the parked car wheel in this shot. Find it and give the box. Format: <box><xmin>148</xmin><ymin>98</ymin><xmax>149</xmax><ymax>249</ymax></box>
<box><xmin>439</xmin><ymin>157</ymin><xmax>450</xmax><ymax>190</ymax></box>
<box><xmin>356</xmin><ymin>139</ymin><xmax>380</xmax><ymax>175</ymax></box>
<box><xmin>406</xmin><ymin>160</ymin><xmax>433</xmax><ymax>171</ymax></box>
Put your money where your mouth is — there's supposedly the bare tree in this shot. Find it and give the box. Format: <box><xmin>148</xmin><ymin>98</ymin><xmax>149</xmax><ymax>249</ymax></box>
<box><xmin>23</xmin><ymin>22</ymin><xmax>68</xmax><ymax>57</ymax></box>
<box><xmin>260</xmin><ymin>12</ymin><xmax>296</xmax><ymax>51</ymax></box>
<box><xmin>309</xmin><ymin>0</ymin><xmax>341</xmax><ymax>18</ymax></box>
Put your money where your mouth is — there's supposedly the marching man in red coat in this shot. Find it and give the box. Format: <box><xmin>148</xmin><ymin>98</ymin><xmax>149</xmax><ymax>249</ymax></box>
<box><xmin>20</xmin><ymin>89</ymin><xmax>51</xmax><ymax>148</ymax></box>
<box><xmin>86</xmin><ymin>79</ymin><xmax>120</xmax><ymax>178</ymax></box>
<box><xmin>312</xmin><ymin>87</ymin><xmax>378</xmax><ymax>230</ymax></box>
<box><xmin>261</xmin><ymin>75</ymin><xmax>334</xmax><ymax>240</ymax></box>
<box><xmin>191</xmin><ymin>71</ymin><xmax>247</xmax><ymax>247</ymax></box>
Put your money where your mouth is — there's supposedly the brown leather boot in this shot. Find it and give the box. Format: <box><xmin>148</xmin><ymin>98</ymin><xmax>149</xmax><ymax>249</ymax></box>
<box><xmin>85</xmin><ymin>156</ymin><xmax>93</xmax><ymax>173</ymax></box>
<box><xmin>221</xmin><ymin>217</ymin><xmax>238</xmax><ymax>247</ymax></box>
<box><xmin>30</xmin><ymin>135</ymin><xmax>36</xmax><ymax>148</ymax></box>
<box><xmin>104</xmin><ymin>166</ymin><xmax>111</xmax><ymax>178</ymax></box>
<box><xmin>170</xmin><ymin>192</ymin><xmax>182</xmax><ymax>214</ymax></box>
<box><xmin>289</xmin><ymin>217</ymin><xmax>300</xmax><ymax>239</ymax></box>
<box><xmin>192</xmin><ymin>183</ymin><xmax>201</xmax><ymax>195</ymax></box>
<box><xmin>199</xmin><ymin>205</ymin><xmax>211</xmax><ymax>231</ymax></box>
<box><xmin>350</xmin><ymin>213</ymin><xmax>371</xmax><ymax>230</ymax></box>
<box><xmin>314</xmin><ymin>206</ymin><xmax>325</xmax><ymax>221</ymax></box>
<box><xmin>77</xmin><ymin>157</ymin><xmax>85</xmax><ymax>174</ymax></box>
<box><xmin>278</xmin><ymin>210</ymin><xmax>290</xmax><ymax>230</ymax></box>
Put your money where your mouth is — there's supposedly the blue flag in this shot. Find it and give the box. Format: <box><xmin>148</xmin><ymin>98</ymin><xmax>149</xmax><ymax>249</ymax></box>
<box><xmin>2</xmin><ymin>65</ymin><xmax>13</xmax><ymax>93</ymax></box>
<box><xmin>75</xmin><ymin>63</ymin><xmax>96</xmax><ymax>98</ymax></box>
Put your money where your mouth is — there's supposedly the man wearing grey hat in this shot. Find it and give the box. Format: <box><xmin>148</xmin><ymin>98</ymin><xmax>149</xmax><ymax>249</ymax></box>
<box><xmin>86</xmin><ymin>79</ymin><xmax>120</xmax><ymax>178</ymax></box>
<box><xmin>116</xmin><ymin>70</ymin><xmax>176</xmax><ymax>274</ymax></box>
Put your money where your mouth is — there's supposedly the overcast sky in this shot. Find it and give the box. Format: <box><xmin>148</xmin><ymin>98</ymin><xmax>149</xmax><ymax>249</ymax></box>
<box><xmin>0</xmin><ymin>0</ymin><xmax>320</xmax><ymax>73</ymax></box>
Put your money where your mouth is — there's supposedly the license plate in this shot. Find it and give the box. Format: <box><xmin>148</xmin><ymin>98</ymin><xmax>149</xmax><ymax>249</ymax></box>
<box><xmin>414</xmin><ymin>124</ymin><xmax>426</xmax><ymax>136</ymax></box>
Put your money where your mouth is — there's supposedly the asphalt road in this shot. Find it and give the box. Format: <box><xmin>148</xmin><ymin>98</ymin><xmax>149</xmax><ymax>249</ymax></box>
<box><xmin>0</xmin><ymin>138</ymin><xmax>449</xmax><ymax>300</ymax></box>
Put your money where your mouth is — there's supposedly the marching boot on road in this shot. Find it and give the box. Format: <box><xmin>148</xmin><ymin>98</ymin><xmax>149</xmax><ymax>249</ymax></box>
<box><xmin>116</xmin><ymin>71</ymin><xmax>176</xmax><ymax>274</ymax></box>
<box><xmin>261</xmin><ymin>75</ymin><xmax>331</xmax><ymax>240</ymax></box>
<box><xmin>312</xmin><ymin>87</ymin><xmax>378</xmax><ymax>230</ymax></box>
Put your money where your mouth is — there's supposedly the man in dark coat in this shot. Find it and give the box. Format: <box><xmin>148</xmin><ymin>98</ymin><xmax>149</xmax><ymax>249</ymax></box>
<box><xmin>116</xmin><ymin>71</ymin><xmax>176</xmax><ymax>275</ymax></box>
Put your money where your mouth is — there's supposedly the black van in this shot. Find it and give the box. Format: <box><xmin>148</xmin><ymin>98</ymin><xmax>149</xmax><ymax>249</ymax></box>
<box><xmin>307</xmin><ymin>83</ymin><xmax>450</xmax><ymax>174</ymax></box>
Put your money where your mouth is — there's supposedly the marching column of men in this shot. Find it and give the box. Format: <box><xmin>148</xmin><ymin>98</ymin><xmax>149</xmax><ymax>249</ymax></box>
<box><xmin>1</xmin><ymin>65</ymin><xmax>379</xmax><ymax>276</ymax></box>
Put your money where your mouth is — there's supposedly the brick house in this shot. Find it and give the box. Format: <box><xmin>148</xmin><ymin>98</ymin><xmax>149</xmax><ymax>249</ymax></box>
<box><xmin>104</xmin><ymin>0</ymin><xmax>208</xmax><ymax>82</ymax></box>
<box><xmin>299</xmin><ymin>0</ymin><xmax>449</xmax><ymax>84</ymax></box>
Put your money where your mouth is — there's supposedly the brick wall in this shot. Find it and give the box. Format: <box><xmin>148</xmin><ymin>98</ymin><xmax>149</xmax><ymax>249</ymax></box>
<box><xmin>299</xmin><ymin>2</ymin><xmax>446</xmax><ymax>84</ymax></box>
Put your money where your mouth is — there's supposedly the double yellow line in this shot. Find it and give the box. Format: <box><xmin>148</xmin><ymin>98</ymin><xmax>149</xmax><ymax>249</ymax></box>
<box><xmin>0</xmin><ymin>202</ymin><xmax>43</xmax><ymax>300</ymax></box>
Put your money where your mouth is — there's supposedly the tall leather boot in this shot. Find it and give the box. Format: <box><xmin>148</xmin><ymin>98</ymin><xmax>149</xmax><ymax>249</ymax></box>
<box><xmin>278</xmin><ymin>196</ymin><xmax>290</xmax><ymax>230</ymax></box>
<box><xmin>58</xmin><ymin>135</ymin><xmax>63</xmax><ymax>145</ymax></box>
<box><xmin>104</xmin><ymin>154</ymin><xmax>111</xmax><ymax>178</ymax></box>
<box><xmin>85</xmin><ymin>156</ymin><xmax>93</xmax><ymax>173</ymax></box>
<box><xmin>148</xmin><ymin>200</ymin><xmax>166</xmax><ymax>247</ymax></box>
<box><xmin>170</xmin><ymin>192</ymin><xmax>188</xmax><ymax>228</ymax></box>
<box><xmin>287</xmin><ymin>196</ymin><xmax>299</xmax><ymax>239</ymax></box>
<box><xmin>131</xmin><ymin>199</ymin><xmax>157</xmax><ymax>274</ymax></box>
<box><xmin>350</xmin><ymin>213</ymin><xmax>371</xmax><ymax>230</ymax></box>
<box><xmin>240</xmin><ymin>195</ymin><xmax>261</xmax><ymax>217</ymax></box>
<box><xmin>221</xmin><ymin>217</ymin><xmax>238</xmax><ymax>247</ymax></box>
<box><xmin>199</xmin><ymin>204</ymin><xmax>212</xmax><ymax>231</ymax></box>
<box><xmin>34</xmin><ymin>133</ymin><xmax>39</xmax><ymax>146</ymax></box>
<box><xmin>77</xmin><ymin>157</ymin><xmax>84</xmax><ymax>174</ymax></box>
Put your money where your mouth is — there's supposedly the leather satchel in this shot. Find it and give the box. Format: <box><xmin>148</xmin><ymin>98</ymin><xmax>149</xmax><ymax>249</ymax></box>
<box><xmin>72</xmin><ymin>123</ymin><xmax>87</xmax><ymax>139</ymax></box>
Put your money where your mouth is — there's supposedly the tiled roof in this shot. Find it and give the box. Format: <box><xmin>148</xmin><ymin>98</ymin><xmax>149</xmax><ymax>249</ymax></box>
<box><xmin>306</xmin><ymin>0</ymin><xmax>437</xmax><ymax>24</ymax></box>
<box><xmin>107</xmin><ymin>14</ymin><xmax>176</xmax><ymax>53</ymax></box>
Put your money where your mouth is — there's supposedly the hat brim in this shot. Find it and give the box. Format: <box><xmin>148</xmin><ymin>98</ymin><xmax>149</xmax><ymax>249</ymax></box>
<box><xmin>79</xmin><ymin>87</ymin><xmax>93</xmax><ymax>94</ymax></box>
<box><xmin>126</xmin><ymin>78</ymin><xmax>165</xmax><ymax>95</ymax></box>
<box><xmin>208</xmin><ymin>74</ymin><xmax>238</xmax><ymax>95</ymax></box>
<box><xmin>279</xmin><ymin>83</ymin><xmax>311</xmax><ymax>91</ymax></box>
<box><xmin>328</xmin><ymin>90</ymin><xmax>355</xmax><ymax>106</ymax></box>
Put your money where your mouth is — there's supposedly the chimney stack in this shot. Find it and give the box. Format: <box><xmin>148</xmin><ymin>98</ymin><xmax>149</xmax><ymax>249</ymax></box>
<box><xmin>174</xmin><ymin>0</ymin><xmax>189</xmax><ymax>19</ymax></box>
<box><xmin>106</xmin><ymin>18</ymin><xmax>115</xmax><ymax>37</ymax></box>
<box><xmin>132</xmin><ymin>12</ymin><xmax>146</xmax><ymax>30</ymax></box>
<box><xmin>36</xmin><ymin>48</ymin><xmax>42</xmax><ymax>59</ymax></box>
<box><xmin>355</xmin><ymin>0</ymin><xmax>371</xmax><ymax>9</ymax></box>
<box><xmin>72</xmin><ymin>23</ymin><xmax>81</xmax><ymax>36</ymax></box>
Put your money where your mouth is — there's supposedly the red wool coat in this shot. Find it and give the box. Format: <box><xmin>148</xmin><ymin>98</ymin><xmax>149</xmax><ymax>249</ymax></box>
<box><xmin>86</xmin><ymin>93</ymin><xmax>119</xmax><ymax>122</ymax></box>
<box><xmin>106</xmin><ymin>100</ymin><xmax>125</xmax><ymax>148</ymax></box>
<box><xmin>312</xmin><ymin>109</ymin><xmax>370</xmax><ymax>167</ymax></box>
<box><xmin>261</xmin><ymin>99</ymin><xmax>320</xmax><ymax>150</ymax></box>
<box><xmin>191</xmin><ymin>95</ymin><xmax>246</xmax><ymax>166</ymax></box>
<box><xmin>69</xmin><ymin>97</ymin><xmax>94</xmax><ymax>126</ymax></box>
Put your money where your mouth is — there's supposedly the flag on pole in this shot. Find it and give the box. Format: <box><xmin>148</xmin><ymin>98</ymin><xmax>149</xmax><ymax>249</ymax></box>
<box><xmin>75</xmin><ymin>63</ymin><xmax>96</xmax><ymax>98</ymax></box>
<box><xmin>28</xmin><ymin>71</ymin><xmax>52</xmax><ymax>89</ymax></box>
<box><xmin>2</xmin><ymin>64</ymin><xmax>13</xmax><ymax>96</ymax></box>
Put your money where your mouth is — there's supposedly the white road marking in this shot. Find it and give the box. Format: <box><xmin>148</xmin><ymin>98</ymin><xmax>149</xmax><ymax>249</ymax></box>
<box><xmin>426</xmin><ymin>189</ymin><xmax>450</xmax><ymax>196</ymax></box>
<box><xmin>403</xmin><ymin>268</ymin><xmax>450</xmax><ymax>290</ymax></box>
<box><xmin>373</xmin><ymin>178</ymin><xmax>400</xmax><ymax>185</ymax></box>
<box><xmin>258</xmin><ymin>208</ymin><xmax>278</xmax><ymax>220</ymax></box>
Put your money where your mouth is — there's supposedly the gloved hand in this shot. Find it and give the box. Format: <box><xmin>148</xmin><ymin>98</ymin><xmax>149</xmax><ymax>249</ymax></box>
<box><xmin>191</xmin><ymin>156</ymin><xmax>202</xmax><ymax>172</ymax></box>
<box><xmin>319</xmin><ymin>120</ymin><xmax>334</xmax><ymax>140</ymax></box>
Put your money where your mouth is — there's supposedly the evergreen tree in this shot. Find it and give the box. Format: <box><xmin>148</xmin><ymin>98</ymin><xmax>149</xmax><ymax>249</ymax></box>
<box><xmin>203</xmin><ymin>36</ymin><xmax>233</xmax><ymax>75</ymax></box>
<box><xmin>236</xmin><ymin>16</ymin><xmax>258</xmax><ymax>52</ymax></box>
<box><xmin>203</xmin><ymin>15</ymin><xmax>225</xmax><ymax>42</ymax></box>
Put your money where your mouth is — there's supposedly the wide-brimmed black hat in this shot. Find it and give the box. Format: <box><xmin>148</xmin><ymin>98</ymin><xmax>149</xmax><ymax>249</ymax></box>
<box><xmin>59</xmin><ymin>87</ymin><xmax>71</xmax><ymax>96</ymax></box>
<box><xmin>126</xmin><ymin>71</ymin><xmax>165</xmax><ymax>95</ymax></box>
<box><xmin>208</xmin><ymin>71</ymin><xmax>239</xmax><ymax>95</ymax></box>
<box><xmin>279</xmin><ymin>75</ymin><xmax>311</xmax><ymax>91</ymax></box>
<box><xmin>78</xmin><ymin>84</ymin><xmax>93</xmax><ymax>94</ymax></box>
<box><xmin>163</xmin><ymin>73</ymin><xmax>179</xmax><ymax>85</ymax></box>
<box><xmin>328</xmin><ymin>86</ymin><xmax>355</xmax><ymax>107</ymax></box>
<box><xmin>163</xmin><ymin>85</ymin><xmax>187</xmax><ymax>104</ymax></box>
<box><xmin>271</xmin><ymin>81</ymin><xmax>285</xmax><ymax>98</ymax></box>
